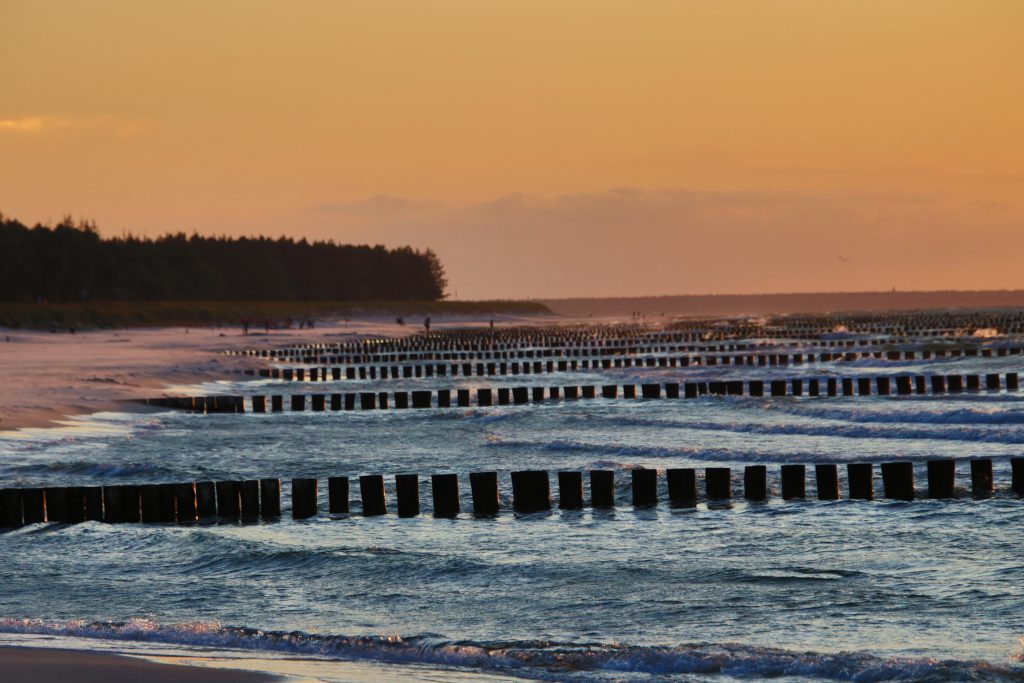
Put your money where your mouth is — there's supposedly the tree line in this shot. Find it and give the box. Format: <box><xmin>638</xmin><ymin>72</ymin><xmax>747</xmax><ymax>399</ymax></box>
<box><xmin>0</xmin><ymin>213</ymin><xmax>448</xmax><ymax>303</ymax></box>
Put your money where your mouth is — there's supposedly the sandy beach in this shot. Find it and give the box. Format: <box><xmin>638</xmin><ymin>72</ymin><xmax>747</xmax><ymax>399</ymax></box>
<box><xmin>0</xmin><ymin>314</ymin><xmax>547</xmax><ymax>433</ymax></box>
<box><xmin>0</xmin><ymin>646</ymin><xmax>278</xmax><ymax>683</ymax></box>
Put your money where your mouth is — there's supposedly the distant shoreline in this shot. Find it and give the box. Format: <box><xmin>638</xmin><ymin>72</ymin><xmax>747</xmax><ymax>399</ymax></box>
<box><xmin>0</xmin><ymin>300</ymin><xmax>550</xmax><ymax>331</ymax></box>
<box><xmin>539</xmin><ymin>290</ymin><xmax>1024</xmax><ymax>318</ymax></box>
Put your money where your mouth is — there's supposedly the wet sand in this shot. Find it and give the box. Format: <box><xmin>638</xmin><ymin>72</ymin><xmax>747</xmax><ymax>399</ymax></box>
<box><xmin>0</xmin><ymin>314</ymin><xmax>548</xmax><ymax>433</ymax></box>
<box><xmin>0</xmin><ymin>646</ymin><xmax>280</xmax><ymax>683</ymax></box>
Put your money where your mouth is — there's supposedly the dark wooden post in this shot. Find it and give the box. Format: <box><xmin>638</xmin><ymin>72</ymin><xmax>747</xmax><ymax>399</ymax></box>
<box><xmin>558</xmin><ymin>471</ymin><xmax>584</xmax><ymax>509</ymax></box>
<box><xmin>241</xmin><ymin>480</ymin><xmax>261</xmax><ymax>519</ymax></box>
<box><xmin>631</xmin><ymin>469</ymin><xmax>657</xmax><ymax>507</ymax></box>
<box><xmin>187</xmin><ymin>482</ymin><xmax>213</xmax><ymax>520</ymax></box>
<box><xmin>396</xmin><ymin>474</ymin><xmax>420</xmax><ymax>517</ymax></box>
<box><xmin>431</xmin><ymin>474</ymin><xmax>460</xmax><ymax>518</ymax></box>
<box><xmin>881</xmin><ymin>461</ymin><xmax>914</xmax><ymax>500</ymax></box>
<box><xmin>328</xmin><ymin>476</ymin><xmax>349</xmax><ymax>514</ymax></box>
<box><xmin>260</xmin><ymin>479</ymin><xmax>281</xmax><ymax>518</ymax></box>
<box><xmin>215</xmin><ymin>481</ymin><xmax>241</xmax><ymax>519</ymax></box>
<box><xmin>590</xmin><ymin>470</ymin><xmax>615</xmax><ymax>508</ymax></box>
<box><xmin>360</xmin><ymin>474</ymin><xmax>387</xmax><ymax>516</ymax></box>
<box><xmin>291</xmin><ymin>478</ymin><xmax>318</xmax><ymax>519</ymax></box>
<box><xmin>705</xmin><ymin>467</ymin><xmax>731</xmax><ymax>499</ymax></box>
<box><xmin>781</xmin><ymin>465</ymin><xmax>806</xmax><ymax>499</ymax></box>
<box><xmin>970</xmin><ymin>459</ymin><xmax>993</xmax><ymax>495</ymax></box>
<box><xmin>511</xmin><ymin>470</ymin><xmax>550</xmax><ymax>513</ymax></box>
<box><xmin>847</xmin><ymin>463</ymin><xmax>873</xmax><ymax>500</ymax></box>
<box><xmin>926</xmin><ymin>459</ymin><xmax>955</xmax><ymax>499</ymax></box>
<box><xmin>743</xmin><ymin>465</ymin><xmax>766</xmax><ymax>501</ymax></box>
<box><xmin>175</xmin><ymin>483</ymin><xmax>197</xmax><ymax>523</ymax></box>
<box><xmin>44</xmin><ymin>488</ymin><xmax>71</xmax><ymax>523</ymax></box>
<box><xmin>667</xmin><ymin>468</ymin><xmax>697</xmax><ymax>505</ymax></box>
<box><xmin>815</xmin><ymin>464</ymin><xmax>840</xmax><ymax>500</ymax></box>
<box><xmin>470</xmin><ymin>471</ymin><xmax>499</xmax><ymax>515</ymax></box>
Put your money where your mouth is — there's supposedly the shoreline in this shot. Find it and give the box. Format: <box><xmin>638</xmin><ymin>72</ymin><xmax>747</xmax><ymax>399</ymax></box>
<box><xmin>0</xmin><ymin>646</ymin><xmax>280</xmax><ymax>683</ymax></box>
<box><xmin>0</xmin><ymin>312</ymin><xmax>569</xmax><ymax>433</ymax></box>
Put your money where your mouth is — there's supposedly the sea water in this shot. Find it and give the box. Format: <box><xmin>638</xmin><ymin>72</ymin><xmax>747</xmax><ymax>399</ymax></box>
<box><xmin>1</xmin><ymin>351</ymin><xmax>1023</xmax><ymax>681</ymax></box>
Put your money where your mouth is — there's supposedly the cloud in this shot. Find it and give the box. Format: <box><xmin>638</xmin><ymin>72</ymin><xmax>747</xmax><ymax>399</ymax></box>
<box><xmin>0</xmin><ymin>116</ymin><xmax>65</xmax><ymax>134</ymax></box>
<box><xmin>0</xmin><ymin>115</ymin><xmax>155</xmax><ymax>137</ymax></box>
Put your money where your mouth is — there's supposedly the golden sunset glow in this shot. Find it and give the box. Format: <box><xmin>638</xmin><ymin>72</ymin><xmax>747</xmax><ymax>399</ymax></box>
<box><xmin>1</xmin><ymin>0</ymin><xmax>1021</xmax><ymax>298</ymax></box>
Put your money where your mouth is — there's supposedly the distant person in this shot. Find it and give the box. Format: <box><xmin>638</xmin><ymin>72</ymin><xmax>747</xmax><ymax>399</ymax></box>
<box><xmin>424</xmin><ymin>316</ymin><xmax>431</xmax><ymax>333</ymax></box>
<box><xmin>396</xmin><ymin>316</ymin><xmax>405</xmax><ymax>326</ymax></box>
<box><xmin>490</xmin><ymin>319</ymin><xmax>494</xmax><ymax>330</ymax></box>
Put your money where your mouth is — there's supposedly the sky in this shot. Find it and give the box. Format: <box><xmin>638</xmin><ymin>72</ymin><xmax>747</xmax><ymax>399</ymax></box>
<box><xmin>1</xmin><ymin>0</ymin><xmax>1021</xmax><ymax>300</ymax></box>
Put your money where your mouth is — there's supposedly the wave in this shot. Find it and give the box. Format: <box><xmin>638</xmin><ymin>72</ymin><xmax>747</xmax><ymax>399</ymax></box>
<box><xmin>1</xmin><ymin>460</ymin><xmax>175</xmax><ymax>480</ymax></box>
<box><xmin>0</xmin><ymin>618</ymin><xmax>1019</xmax><ymax>681</ymax></box>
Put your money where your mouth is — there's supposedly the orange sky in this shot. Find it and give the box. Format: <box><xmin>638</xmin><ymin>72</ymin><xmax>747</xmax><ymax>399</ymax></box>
<box><xmin>1</xmin><ymin>0</ymin><xmax>1021</xmax><ymax>299</ymax></box>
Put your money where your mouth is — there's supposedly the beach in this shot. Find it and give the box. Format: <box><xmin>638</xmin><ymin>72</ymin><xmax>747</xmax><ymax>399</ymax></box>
<box><xmin>0</xmin><ymin>646</ymin><xmax>277</xmax><ymax>683</ymax></box>
<box><xmin>0</xmin><ymin>315</ymin><xmax>537</xmax><ymax>433</ymax></box>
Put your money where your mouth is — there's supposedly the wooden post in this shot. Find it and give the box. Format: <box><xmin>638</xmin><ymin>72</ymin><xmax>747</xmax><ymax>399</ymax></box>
<box><xmin>511</xmin><ymin>470</ymin><xmax>550</xmax><ymax>513</ymax></box>
<box><xmin>271</xmin><ymin>395</ymin><xmax>283</xmax><ymax>412</ymax></box>
<box><xmin>21</xmin><ymin>488</ymin><xmax>45</xmax><ymax>525</ymax></box>
<box><xmin>781</xmin><ymin>465</ymin><xmax>806</xmax><ymax>499</ymax></box>
<box><xmin>970</xmin><ymin>459</ymin><xmax>993</xmax><ymax>495</ymax></box>
<box><xmin>215</xmin><ymin>481</ymin><xmax>241</xmax><ymax>519</ymax></box>
<box><xmin>196</xmin><ymin>482</ymin><xmax>217</xmax><ymax>520</ymax></box>
<box><xmin>0</xmin><ymin>489</ymin><xmax>22</xmax><ymax>527</ymax></box>
<box><xmin>138</xmin><ymin>485</ymin><xmax>159</xmax><ymax>523</ymax></box>
<box><xmin>241</xmin><ymin>480</ymin><xmax>260</xmax><ymax>519</ymax></box>
<box><xmin>457</xmin><ymin>389</ymin><xmax>471</xmax><ymax>407</ymax></box>
<box><xmin>431</xmin><ymin>474</ymin><xmax>460</xmax><ymax>518</ymax></box>
<box><xmin>815</xmin><ymin>464</ymin><xmax>840</xmax><ymax>500</ymax></box>
<box><xmin>470</xmin><ymin>471</ymin><xmax>499</xmax><ymax>515</ymax></box>
<box><xmin>631</xmin><ymin>469</ymin><xmax>657</xmax><ymax>507</ymax></box>
<box><xmin>744</xmin><ymin>465</ymin><xmax>766</xmax><ymax>501</ymax></box>
<box><xmin>1012</xmin><ymin>457</ymin><xmax>1024</xmax><ymax>495</ymax></box>
<box><xmin>705</xmin><ymin>467</ymin><xmax>731</xmax><ymax>499</ymax></box>
<box><xmin>478</xmin><ymin>388</ymin><xmax>493</xmax><ymax>406</ymax></box>
<box><xmin>44</xmin><ymin>488</ymin><xmax>71</xmax><ymax>523</ymax></box>
<box><xmin>260</xmin><ymin>479</ymin><xmax>281</xmax><ymax>518</ymax></box>
<box><xmin>83</xmin><ymin>486</ymin><xmax>104</xmax><ymax>522</ymax></box>
<box><xmin>175</xmin><ymin>483</ymin><xmax>197</xmax><ymax>523</ymax></box>
<box><xmin>396</xmin><ymin>474</ymin><xmax>420</xmax><ymax>517</ymax></box>
<box><xmin>881</xmin><ymin>461</ymin><xmax>914</xmax><ymax>500</ymax></box>
<box><xmin>667</xmin><ymin>468</ymin><xmax>697</xmax><ymax>505</ymax></box>
<box><xmin>558</xmin><ymin>471</ymin><xmax>584</xmax><ymax>509</ymax></box>
<box><xmin>328</xmin><ymin>476</ymin><xmax>349</xmax><ymax>514</ymax></box>
<box><xmin>641</xmin><ymin>383</ymin><xmax>661</xmax><ymax>399</ymax></box>
<box><xmin>926</xmin><ymin>459</ymin><xmax>955</xmax><ymax>498</ymax></box>
<box><xmin>360</xmin><ymin>474</ymin><xmax>387</xmax><ymax>516</ymax></box>
<box><xmin>590</xmin><ymin>470</ymin><xmax>615</xmax><ymax>508</ymax></box>
<box><xmin>252</xmin><ymin>395</ymin><xmax>267</xmax><ymax>413</ymax></box>
<box><xmin>291</xmin><ymin>478</ymin><xmax>318</xmax><ymax>519</ymax></box>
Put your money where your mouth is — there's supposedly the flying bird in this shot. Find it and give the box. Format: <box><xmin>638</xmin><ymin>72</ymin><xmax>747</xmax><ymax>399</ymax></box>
<box><xmin>837</xmin><ymin>255</ymin><xmax>850</xmax><ymax>263</ymax></box>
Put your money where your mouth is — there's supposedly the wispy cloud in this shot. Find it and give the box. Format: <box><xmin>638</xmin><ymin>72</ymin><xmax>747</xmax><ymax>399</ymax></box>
<box><xmin>0</xmin><ymin>115</ymin><xmax>155</xmax><ymax>137</ymax></box>
<box><xmin>0</xmin><ymin>116</ymin><xmax>66</xmax><ymax>134</ymax></box>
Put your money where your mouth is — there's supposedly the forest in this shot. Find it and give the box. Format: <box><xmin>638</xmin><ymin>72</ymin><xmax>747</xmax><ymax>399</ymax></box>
<box><xmin>0</xmin><ymin>214</ymin><xmax>447</xmax><ymax>302</ymax></box>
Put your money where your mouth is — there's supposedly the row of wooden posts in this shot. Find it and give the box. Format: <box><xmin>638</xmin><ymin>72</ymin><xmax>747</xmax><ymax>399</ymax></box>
<box><xmin>251</xmin><ymin>345</ymin><xmax>1020</xmax><ymax>382</ymax></box>
<box><xmin>144</xmin><ymin>372</ymin><xmax>1022</xmax><ymax>414</ymax></box>
<box><xmin>253</xmin><ymin>342</ymin><xmax>1015</xmax><ymax>368</ymax></box>
<box><xmin>3</xmin><ymin>459</ymin><xmax>1023</xmax><ymax>527</ymax></box>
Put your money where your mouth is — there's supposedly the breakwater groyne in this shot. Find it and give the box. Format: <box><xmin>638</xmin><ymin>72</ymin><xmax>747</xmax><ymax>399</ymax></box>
<box><xmin>3</xmin><ymin>459</ymin><xmax>1022</xmax><ymax>528</ymax></box>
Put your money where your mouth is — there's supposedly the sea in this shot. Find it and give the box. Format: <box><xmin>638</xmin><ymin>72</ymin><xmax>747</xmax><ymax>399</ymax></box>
<box><xmin>1</xmin><ymin>341</ymin><xmax>1023</xmax><ymax>681</ymax></box>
